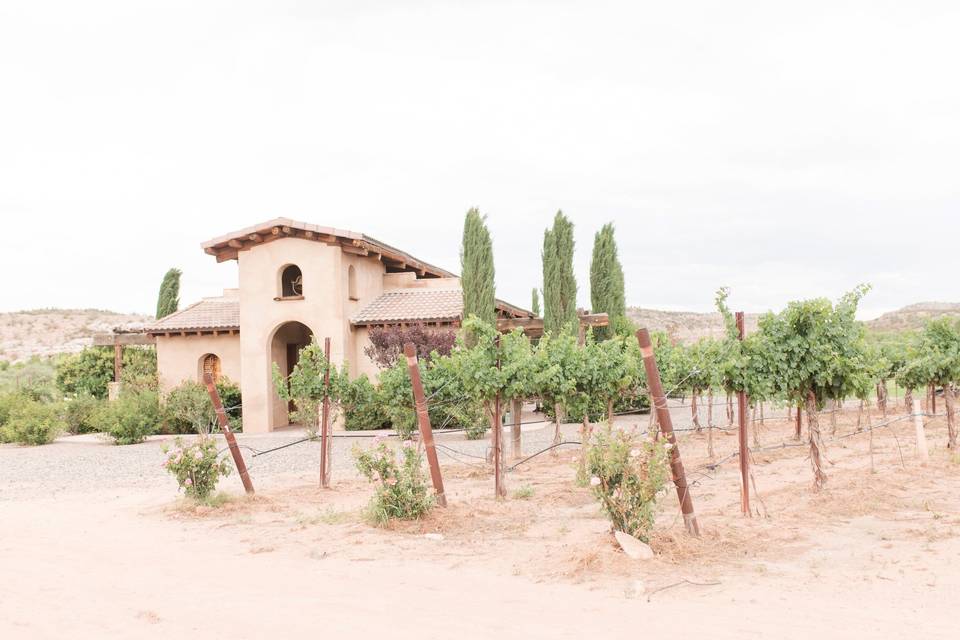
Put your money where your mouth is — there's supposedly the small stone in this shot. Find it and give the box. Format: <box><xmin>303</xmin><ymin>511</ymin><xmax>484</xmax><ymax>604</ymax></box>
<box><xmin>615</xmin><ymin>531</ymin><xmax>654</xmax><ymax>560</ymax></box>
<box><xmin>423</xmin><ymin>533</ymin><xmax>444</xmax><ymax>541</ymax></box>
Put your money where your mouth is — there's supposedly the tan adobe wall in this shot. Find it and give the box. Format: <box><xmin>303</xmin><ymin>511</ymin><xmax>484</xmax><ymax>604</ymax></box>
<box><xmin>383</xmin><ymin>272</ymin><xmax>461</xmax><ymax>291</ymax></box>
<box><xmin>238</xmin><ymin>237</ymin><xmax>389</xmax><ymax>433</ymax></box>
<box><xmin>155</xmin><ymin>333</ymin><xmax>241</xmax><ymax>393</ymax></box>
<box><xmin>342</xmin><ymin>252</ymin><xmax>386</xmax><ymax>379</ymax></box>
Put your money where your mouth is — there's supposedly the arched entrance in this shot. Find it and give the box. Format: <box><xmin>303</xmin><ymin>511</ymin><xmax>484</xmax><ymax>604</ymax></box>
<box><xmin>268</xmin><ymin>321</ymin><xmax>314</xmax><ymax>429</ymax></box>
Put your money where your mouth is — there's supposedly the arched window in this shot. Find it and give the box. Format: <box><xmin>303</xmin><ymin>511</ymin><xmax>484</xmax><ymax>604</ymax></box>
<box><xmin>348</xmin><ymin>264</ymin><xmax>358</xmax><ymax>300</ymax></box>
<box><xmin>201</xmin><ymin>353</ymin><xmax>221</xmax><ymax>384</ymax></box>
<box><xmin>280</xmin><ymin>264</ymin><xmax>303</xmax><ymax>298</ymax></box>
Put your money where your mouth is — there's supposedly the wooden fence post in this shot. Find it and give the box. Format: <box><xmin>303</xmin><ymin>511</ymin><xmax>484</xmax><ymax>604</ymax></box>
<box><xmin>511</xmin><ymin>399</ymin><xmax>523</xmax><ymax>461</ymax></box>
<box><xmin>913</xmin><ymin>399</ymin><xmax>929</xmax><ymax>462</ymax></box>
<box><xmin>635</xmin><ymin>329</ymin><xmax>700</xmax><ymax>536</ymax></box>
<box><xmin>493</xmin><ymin>335</ymin><xmax>505</xmax><ymax>498</ymax></box>
<box><xmin>204</xmin><ymin>373</ymin><xmax>255</xmax><ymax>494</ymax></box>
<box><xmin>736</xmin><ymin>312</ymin><xmax>751</xmax><ymax>517</ymax></box>
<box><xmin>319</xmin><ymin>337</ymin><xmax>332</xmax><ymax>488</ymax></box>
<box><xmin>404</xmin><ymin>343</ymin><xmax>447</xmax><ymax>507</ymax></box>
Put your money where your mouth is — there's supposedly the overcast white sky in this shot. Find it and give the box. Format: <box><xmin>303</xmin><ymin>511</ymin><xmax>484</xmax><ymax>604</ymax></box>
<box><xmin>2</xmin><ymin>1</ymin><xmax>958</xmax><ymax>319</ymax></box>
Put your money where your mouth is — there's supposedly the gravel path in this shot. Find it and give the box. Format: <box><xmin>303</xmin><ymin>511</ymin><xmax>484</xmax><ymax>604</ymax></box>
<box><xmin>0</xmin><ymin>400</ymin><xmax>790</xmax><ymax>501</ymax></box>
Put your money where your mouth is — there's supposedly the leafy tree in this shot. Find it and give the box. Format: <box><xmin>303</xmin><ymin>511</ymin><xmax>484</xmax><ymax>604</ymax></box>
<box><xmin>753</xmin><ymin>285</ymin><xmax>871</xmax><ymax>490</ymax></box>
<box><xmin>589</xmin><ymin>223</ymin><xmax>626</xmax><ymax>339</ymax></box>
<box><xmin>156</xmin><ymin>268</ymin><xmax>182</xmax><ymax>319</ymax></box>
<box><xmin>911</xmin><ymin>319</ymin><xmax>960</xmax><ymax>448</ymax></box>
<box><xmin>460</xmin><ymin>208</ymin><xmax>496</xmax><ymax>325</ymax></box>
<box><xmin>531</xmin><ymin>288</ymin><xmax>541</xmax><ymax>317</ymax></box>
<box><xmin>56</xmin><ymin>347</ymin><xmax>157</xmax><ymax>399</ymax></box>
<box><xmin>542</xmin><ymin>211</ymin><xmax>578</xmax><ymax>335</ymax></box>
<box><xmin>532</xmin><ymin>331</ymin><xmax>582</xmax><ymax>446</ymax></box>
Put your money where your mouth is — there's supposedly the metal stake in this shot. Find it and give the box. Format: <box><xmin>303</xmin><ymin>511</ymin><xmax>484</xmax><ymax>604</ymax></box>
<box><xmin>404</xmin><ymin>343</ymin><xmax>447</xmax><ymax>507</ymax></box>
<box><xmin>635</xmin><ymin>329</ymin><xmax>700</xmax><ymax>536</ymax></box>
<box><xmin>204</xmin><ymin>373</ymin><xmax>254</xmax><ymax>494</ymax></box>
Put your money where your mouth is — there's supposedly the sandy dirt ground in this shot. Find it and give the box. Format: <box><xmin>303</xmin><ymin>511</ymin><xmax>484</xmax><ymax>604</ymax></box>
<box><xmin>2</xmin><ymin>404</ymin><xmax>959</xmax><ymax>639</ymax></box>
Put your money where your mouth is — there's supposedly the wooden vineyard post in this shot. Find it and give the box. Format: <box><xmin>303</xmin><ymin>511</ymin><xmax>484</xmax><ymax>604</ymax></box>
<box><xmin>736</xmin><ymin>312</ymin><xmax>751</xmax><ymax>517</ymax></box>
<box><xmin>511</xmin><ymin>398</ymin><xmax>523</xmax><ymax>461</ymax></box>
<box><xmin>492</xmin><ymin>334</ymin><xmax>505</xmax><ymax>498</ymax></box>
<box><xmin>913</xmin><ymin>399</ymin><xmax>929</xmax><ymax>462</ymax></box>
<box><xmin>319</xmin><ymin>337</ymin><xmax>332</xmax><ymax>488</ymax></box>
<box><xmin>403</xmin><ymin>343</ymin><xmax>447</xmax><ymax>507</ymax></box>
<box><xmin>113</xmin><ymin>336</ymin><xmax>123</xmax><ymax>383</ymax></box>
<box><xmin>635</xmin><ymin>329</ymin><xmax>701</xmax><ymax>536</ymax></box>
<box><xmin>203</xmin><ymin>373</ymin><xmax>255</xmax><ymax>495</ymax></box>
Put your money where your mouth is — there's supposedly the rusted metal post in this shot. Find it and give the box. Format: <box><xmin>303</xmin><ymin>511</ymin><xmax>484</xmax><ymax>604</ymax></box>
<box><xmin>795</xmin><ymin>403</ymin><xmax>802</xmax><ymax>439</ymax></box>
<box><xmin>204</xmin><ymin>373</ymin><xmax>254</xmax><ymax>495</ymax></box>
<box><xmin>404</xmin><ymin>342</ymin><xmax>447</xmax><ymax>507</ymax></box>
<box><xmin>736</xmin><ymin>312</ymin><xmax>751</xmax><ymax>517</ymax></box>
<box><xmin>635</xmin><ymin>329</ymin><xmax>700</xmax><ymax>536</ymax></box>
<box><xmin>319</xmin><ymin>337</ymin><xmax>332</xmax><ymax>488</ymax></box>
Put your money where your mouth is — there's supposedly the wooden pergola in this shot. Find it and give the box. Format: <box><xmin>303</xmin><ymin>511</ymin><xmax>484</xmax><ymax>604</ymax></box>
<box><xmin>496</xmin><ymin>312</ymin><xmax>609</xmax><ymax>341</ymax></box>
<box><xmin>92</xmin><ymin>330</ymin><xmax>156</xmax><ymax>382</ymax></box>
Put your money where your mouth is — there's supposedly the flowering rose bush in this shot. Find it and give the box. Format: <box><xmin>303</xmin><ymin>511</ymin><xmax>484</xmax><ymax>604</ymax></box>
<box><xmin>585</xmin><ymin>425</ymin><xmax>670</xmax><ymax>541</ymax></box>
<box><xmin>162</xmin><ymin>437</ymin><xmax>231</xmax><ymax>501</ymax></box>
<box><xmin>353</xmin><ymin>438</ymin><xmax>433</xmax><ymax>525</ymax></box>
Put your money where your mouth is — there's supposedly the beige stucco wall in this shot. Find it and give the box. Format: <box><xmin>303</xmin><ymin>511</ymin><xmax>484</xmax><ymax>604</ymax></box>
<box><xmin>155</xmin><ymin>333</ymin><xmax>241</xmax><ymax>393</ymax></box>
<box><xmin>238</xmin><ymin>237</ymin><xmax>390</xmax><ymax>433</ymax></box>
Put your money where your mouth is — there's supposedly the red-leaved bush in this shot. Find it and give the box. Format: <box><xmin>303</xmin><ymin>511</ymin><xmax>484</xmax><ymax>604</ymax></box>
<box><xmin>363</xmin><ymin>324</ymin><xmax>457</xmax><ymax>369</ymax></box>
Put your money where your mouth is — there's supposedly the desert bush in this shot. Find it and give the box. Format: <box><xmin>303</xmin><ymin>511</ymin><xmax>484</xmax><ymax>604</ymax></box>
<box><xmin>0</xmin><ymin>398</ymin><xmax>65</xmax><ymax>445</ymax></box>
<box><xmin>162</xmin><ymin>378</ymin><xmax>242</xmax><ymax>435</ymax></box>
<box><xmin>353</xmin><ymin>439</ymin><xmax>434</xmax><ymax>525</ymax></box>
<box><xmin>0</xmin><ymin>357</ymin><xmax>59</xmax><ymax>401</ymax></box>
<box><xmin>63</xmin><ymin>393</ymin><xmax>103</xmax><ymax>434</ymax></box>
<box><xmin>585</xmin><ymin>426</ymin><xmax>670</xmax><ymax>542</ymax></box>
<box><xmin>96</xmin><ymin>390</ymin><xmax>161</xmax><ymax>445</ymax></box>
<box><xmin>56</xmin><ymin>346</ymin><xmax>156</xmax><ymax>399</ymax></box>
<box><xmin>162</xmin><ymin>437</ymin><xmax>232</xmax><ymax>501</ymax></box>
<box><xmin>363</xmin><ymin>323</ymin><xmax>456</xmax><ymax>369</ymax></box>
<box><xmin>338</xmin><ymin>374</ymin><xmax>391</xmax><ymax>431</ymax></box>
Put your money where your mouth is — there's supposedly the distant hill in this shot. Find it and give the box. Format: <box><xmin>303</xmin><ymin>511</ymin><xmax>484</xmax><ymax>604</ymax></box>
<box><xmin>0</xmin><ymin>309</ymin><xmax>153</xmax><ymax>362</ymax></box>
<box><xmin>625</xmin><ymin>308</ymin><xmax>761</xmax><ymax>343</ymax></box>
<box><xmin>864</xmin><ymin>302</ymin><xmax>960</xmax><ymax>335</ymax></box>
<box><xmin>627</xmin><ymin>302</ymin><xmax>960</xmax><ymax>344</ymax></box>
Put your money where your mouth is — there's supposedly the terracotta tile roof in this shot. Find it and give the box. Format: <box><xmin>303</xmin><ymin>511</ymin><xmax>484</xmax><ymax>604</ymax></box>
<box><xmin>201</xmin><ymin>217</ymin><xmax>456</xmax><ymax>279</ymax></box>
<box><xmin>145</xmin><ymin>297</ymin><xmax>240</xmax><ymax>334</ymax></box>
<box><xmin>351</xmin><ymin>289</ymin><xmax>464</xmax><ymax>325</ymax></box>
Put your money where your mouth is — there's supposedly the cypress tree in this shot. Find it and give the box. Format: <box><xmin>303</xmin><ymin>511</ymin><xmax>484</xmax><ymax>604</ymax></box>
<box><xmin>589</xmin><ymin>223</ymin><xmax>626</xmax><ymax>339</ymax></box>
<box><xmin>460</xmin><ymin>208</ymin><xmax>496</xmax><ymax>325</ymax></box>
<box><xmin>542</xmin><ymin>211</ymin><xmax>578</xmax><ymax>334</ymax></box>
<box><xmin>531</xmin><ymin>288</ymin><xmax>541</xmax><ymax>317</ymax></box>
<box><xmin>155</xmin><ymin>268</ymin><xmax>182</xmax><ymax>319</ymax></box>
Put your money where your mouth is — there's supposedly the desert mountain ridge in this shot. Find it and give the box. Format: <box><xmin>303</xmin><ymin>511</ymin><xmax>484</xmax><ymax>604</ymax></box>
<box><xmin>2</xmin><ymin>302</ymin><xmax>960</xmax><ymax>362</ymax></box>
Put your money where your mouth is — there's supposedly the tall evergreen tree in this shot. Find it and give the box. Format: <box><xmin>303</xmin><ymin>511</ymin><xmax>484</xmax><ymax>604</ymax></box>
<box><xmin>589</xmin><ymin>223</ymin><xmax>626</xmax><ymax>339</ymax></box>
<box><xmin>531</xmin><ymin>288</ymin><xmax>541</xmax><ymax>317</ymax></box>
<box><xmin>155</xmin><ymin>268</ymin><xmax>182</xmax><ymax>319</ymax></box>
<box><xmin>541</xmin><ymin>211</ymin><xmax>578</xmax><ymax>334</ymax></box>
<box><xmin>460</xmin><ymin>208</ymin><xmax>496</xmax><ymax>325</ymax></box>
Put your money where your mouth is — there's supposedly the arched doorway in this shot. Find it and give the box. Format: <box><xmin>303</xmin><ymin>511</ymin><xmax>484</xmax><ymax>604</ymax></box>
<box><xmin>269</xmin><ymin>321</ymin><xmax>314</xmax><ymax>429</ymax></box>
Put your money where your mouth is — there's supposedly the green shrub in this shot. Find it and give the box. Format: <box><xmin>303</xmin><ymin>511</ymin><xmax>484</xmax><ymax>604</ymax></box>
<box><xmin>1</xmin><ymin>399</ymin><xmax>64</xmax><ymax>445</ymax></box>
<box><xmin>56</xmin><ymin>347</ymin><xmax>156</xmax><ymax>399</ymax></box>
<box><xmin>162</xmin><ymin>437</ymin><xmax>232</xmax><ymax>501</ymax></box>
<box><xmin>339</xmin><ymin>374</ymin><xmax>390</xmax><ymax>431</ymax></box>
<box><xmin>585</xmin><ymin>425</ymin><xmax>670</xmax><ymax>542</ymax></box>
<box><xmin>353</xmin><ymin>439</ymin><xmax>434</xmax><ymax>525</ymax></box>
<box><xmin>96</xmin><ymin>390</ymin><xmax>161</xmax><ymax>445</ymax></box>
<box><xmin>376</xmin><ymin>363</ymin><xmax>417</xmax><ymax>439</ymax></box>
<box><xmin>162</xmin><ymin>378</ymin><xmax>242</xmax><ymax>435</ymax></box>
<box><xmin>0</xmin><ymin>357</ymin><xmax>58</xmax><ymax>401</ymax></box>
<box><xmin>63</xmin><ymin>394</ymin><xmax>103</xmax><ymax>434</ymax></box>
